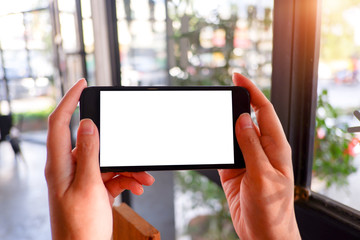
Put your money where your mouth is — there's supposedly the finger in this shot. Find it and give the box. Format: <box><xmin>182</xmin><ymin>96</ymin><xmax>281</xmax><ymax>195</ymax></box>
<box><xmin>235</xmin><ymin>113</ymin><xmax>273</xmax><ymax>176</ymax></box>
<box><xmin>233</xmin><ymin>73</ymin><xmax>292</xmax><ymax>173</ymax></box>
<box><xmin>260</xmin><ymin>135</ymin><xmax>293</xmax><ymax>177</ymax></box>
<box><xmin>116</xmin><ymin>172</ymin><xmax>155</xmax><ymax>186</ymax></box>
<box><xmin>105</xmin><ymin>175</ymin><xmax>144</xmax><ymax>197</ymax></box>
<box><xmin>46</xmin><ymin>79</ymin><xmax>87</xmax><ymax>180</ymax></box>
<box><xmin>233</xmin><ymin>73</ymin><xmax>287</xmax><ymax>146</ymax></box>
<box><xmin>74</xmin><ymin>119</ymin><xmax>101</xmax><ymax>184</ymax></box>
<box><xmin>102</xmin><ymin>172</ymin><xmax>117</xmax><ymax>182</ymax></box>
<box><xmin>218</xmin><ymin>169</ymin><xmax>246</xmax><ymax>184</ymax></box>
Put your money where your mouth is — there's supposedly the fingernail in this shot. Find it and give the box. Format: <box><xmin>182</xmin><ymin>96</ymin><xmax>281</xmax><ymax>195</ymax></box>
<box><xmin>145</xmin><ymin>172</ymin><xmax>156</xmax><ymax>183</ymax></box>
<box><xmin>79</xmin><ymin>119</ymin><xmax>94</xmax><ymax>135</ymax></box>
<box><xmin>233</xmin><ymin>72</ymin><xmax>240</xmax><ymax>77</ymax></box>
<box><xmin>232</xmin><ymin>72</ymin><xmax>238</xmax><ymax>81</ymax></box>
<box><xmin>149</xmin><ymin>176</ymin><xmax>155</xmax><ymax>185</ymax></box>
<box><xmin>238</xmin><ymin>113</ymin><xmax>253</xmax><ymax>130</ymax></box>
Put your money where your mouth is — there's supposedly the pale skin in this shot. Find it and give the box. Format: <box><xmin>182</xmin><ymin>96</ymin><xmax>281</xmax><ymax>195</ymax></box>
<box><xmin>45</xmin><ymin>78</ymin><xmax>155</xmax><ymax>240</ymax></box>
<box><xmin>45</xmin><ymin>73</ymin><xmax>301</xmax><ymax>239</ymax></box>
<box><xmin>218</xmin><ymin>72</ymin><xmax>301</xmax><ymax>239</ymax></box>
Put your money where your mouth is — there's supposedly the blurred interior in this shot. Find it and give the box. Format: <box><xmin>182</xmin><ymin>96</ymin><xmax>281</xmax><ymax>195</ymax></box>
<box><xmin>1</xmin><ymin>0</ymin><xmax>360</xmax><ymax>239</ymax></box>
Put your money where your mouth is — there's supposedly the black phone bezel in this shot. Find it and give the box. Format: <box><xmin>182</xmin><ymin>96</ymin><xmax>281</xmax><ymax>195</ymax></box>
<box><xmin>80</xmin><ymin>86</ymin><xmax>250</xmax><ymax>172</ymax></box>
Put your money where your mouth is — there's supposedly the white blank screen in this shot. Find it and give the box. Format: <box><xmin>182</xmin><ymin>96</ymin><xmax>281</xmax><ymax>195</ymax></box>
<box><xmin>100</xmin><ymin>90</ymin><xmax>234</xmax><ymax>167</ymax></box>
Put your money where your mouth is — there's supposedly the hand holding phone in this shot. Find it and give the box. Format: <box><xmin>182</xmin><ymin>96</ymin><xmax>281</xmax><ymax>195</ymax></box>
<box><xmin>80</xmin><ymin>86</ymin><xmax>250</xmax><ymax>172</ymax></box>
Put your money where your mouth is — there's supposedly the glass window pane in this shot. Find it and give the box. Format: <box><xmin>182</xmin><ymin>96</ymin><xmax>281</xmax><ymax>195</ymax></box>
<box><xmin>7</xmin><ymin>78</ymin><xmax>33</xmax><ymax>99</ymax></box>
<box><xmin>66</xmin><ymin>54</ymin><xmax>84</xmax><ymax>85</ymax></box>
<box><xmin>58</xmin><ymin>0</ymin><xmax>76</xmax><ymax>12</ymax></box>
<box><xmin>59</xmin><ymin>12</ymin><xmax>79</xmax><ymax>51</ymax></box>
<box><xmin>5</xmin><ymin>77</ymin><xmax>51</xmax><ymax>100</ymax></box>
<box><xmin>0</xmin><ymin>54</ymin><xmax>4</xmax><ymax>79</ymax></box>
<box><xmin>29</xmin><ymin>50</ymin><xmax>53</xmax><ymax>77</ymax></box>
<box><xmin>86</xmin><ymin>53</ymin><xmax>95</xmax><ymax>86</ymax></box>
<box><xmin>167</xmin><ymin>1</ymin><xmax>273</xmax><ymax>88</ymax></box>
<box><xmin>170</xmin><ymin>1</ymin><xmax>274</xmax><ymax>238</ymax></box>
<box><xmin>117</xmin><ymin>0</ymin><xmax>168</xmax><ymax>86</ymax></box>
<box><xmin>0</xmin><ymin>80</ymin><xmax>7</xmax><ymax>101</ymax></box>
<box><xmin>81</xmin><ymin>0</ymin><xmax>92</xmax><ymax>18</ymax></box>
<box><xmin>3</xmin><ymin>50</ymin><xmax>29</xmax><ymax>79</ymax></box>
<box><xmin>116</xmin><ymin>0</ymin><xmax>274</xmax><ymax>239</ymax></box>
<box><xmin>24</xmin><ymin>11</ymin><xmax>52</xmax><ymax>51</ymax></box>
<box><xmin>313</xmin><ymin>0</ymin><xmax>360</xmax><ymax>211</ymax></box>
<box><xmin>0</xmin><ymin>0</ymin><xmax>48</xmax><ymax>15</ymax></box>
<box><xmin>0</xmin><ymin>14</ymin><xmax>26</xmax><ymax>50</ymax></box>
<box><xmin>82</xmin><ymin>18</ymin><xmax>94</xmax><ymax>53</ymax></box>
<box><xmin>117</xmin><ymin>0</ymin><xmax>273</xmax><ymax>88</ymax></box>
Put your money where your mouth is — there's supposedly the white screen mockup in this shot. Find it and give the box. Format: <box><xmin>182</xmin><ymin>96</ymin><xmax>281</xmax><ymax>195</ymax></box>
<box><xmin>100</xmin><ymin>90</ymin><xmax>234</xmax><ymax>167</ymax></box>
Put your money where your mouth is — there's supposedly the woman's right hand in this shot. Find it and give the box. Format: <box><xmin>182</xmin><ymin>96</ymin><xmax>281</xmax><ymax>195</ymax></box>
<box><xmin>219</xmin><ymin>73</ymin><xmax>301</xmax><ymax>240</ymax></box>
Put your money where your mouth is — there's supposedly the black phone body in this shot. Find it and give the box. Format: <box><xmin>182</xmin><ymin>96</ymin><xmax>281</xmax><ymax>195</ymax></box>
<box><xmin>80</xmin><ymin>86</ymin><xmax>250</xmax><ymax>172</ymax></box>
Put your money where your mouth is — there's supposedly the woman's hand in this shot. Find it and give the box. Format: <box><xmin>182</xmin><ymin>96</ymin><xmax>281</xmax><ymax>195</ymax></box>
<box><xmin>45</xmin><ymin>79</ymin><xmax>155</xmax><ymax>240</ymax></box>
<box><xmin>219</xmin><ymin>73</ymin><xmax>301</xmax><ymax>240</ymax></box>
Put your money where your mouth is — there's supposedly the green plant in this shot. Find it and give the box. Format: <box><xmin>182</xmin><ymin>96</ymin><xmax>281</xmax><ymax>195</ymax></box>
<box><xmin>313</xmin><ymin>89</ymin><xmax>357</xmax><ymax>187</ymax></box>
<box><xmin>12</xmin><ymin>105</ymin><xmax>55</xmax><ymax>126</ymax></box>
<box><xmin>175</xmin><ymin>171</ymin><xmax>238</xmax><ymax>240</ymax></box>
<box><xmin>167</xmin><ymin>1</ymin><xmax>271</xmax><ymax>87</ymax></box>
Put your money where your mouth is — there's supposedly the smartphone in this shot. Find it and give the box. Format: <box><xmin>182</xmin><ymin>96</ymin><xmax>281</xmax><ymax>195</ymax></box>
<box><xmin>80</xmin><ymin>86</ymin><xmax>250</xmax><ymax>172</ymax></box>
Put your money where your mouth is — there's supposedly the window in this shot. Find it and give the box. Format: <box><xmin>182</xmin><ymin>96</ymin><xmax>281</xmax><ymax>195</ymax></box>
<box><xmin>0</xmin><ymin>2</ymin><xmax>54</xmax><ymax>130</ymax></box>
<box><xmin>272</xmin><ymin>0</ymin><xmax>360</xmax><ymax>238</ymax></box>
<box><xmin>115</xmin><ymin>0</ymin><xmax>275</xmax><ymax>239</ymax></box>
<box><xmin>116</xmin><ymin>0</ymin><xmax>273</xmax><ymax>89</ymax></box>
<box><xmin>312</xmin><ymin>0</ymin><xmax>360</xmax><ymax>211</ymax></box>
<box><xmin>113</xmin><ymin>0</ymin><xmax>360</xmax><ymax>238</ymax></box>
<box><xmin>116</xmin><ymin>0</ymin><xmax>168</xmax><ymax>86</ymax></box>
<box><xmin>50</xmin><ymin>0</ymin><xmax>94</xmax><ymax>92</ymax></box>
<box><xmin>80</xmin><ymin>0</ymin><xmax>95</xmax><ymax>85</ymax></box>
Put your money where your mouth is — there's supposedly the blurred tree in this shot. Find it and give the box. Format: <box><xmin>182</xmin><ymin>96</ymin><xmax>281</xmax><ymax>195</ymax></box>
<box><xmin>320</xmin><ymin>0</ymin><xmax>360</xmax><ymax>61</ymax></box>
<box><xmin>313</xmin><ymin>90</ymin><xmax>357</xmax><ymax>187</ymax></box>
<box><xmin>167</xmin><ymin>0</ymin><xmax>272</xmax><ymax>87</ymax></box>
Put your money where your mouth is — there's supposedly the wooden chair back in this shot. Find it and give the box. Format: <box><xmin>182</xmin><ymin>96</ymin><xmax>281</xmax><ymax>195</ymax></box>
<box><xmin>112</xmin><ymin>203</ymin><xmax>160</xmax><ymax>240</ymax></box>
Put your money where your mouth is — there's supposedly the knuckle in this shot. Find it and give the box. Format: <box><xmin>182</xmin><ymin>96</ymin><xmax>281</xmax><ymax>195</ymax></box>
<box><xmin>77</xmin><ymin>140</ymin><xmax>95</xmax><ymax>155</ymax></box>
<box><xmin>285</xmin><ymin>143</ymin><xmax>292</xmax><ymax>155</ymax></box>
<box><xmin>264</xmin><ymin>100</ymin><xmax>275</xmax><ymax>111</ymax></box>
<box><xmin>44</xmin><ymin>161</ymin><xmax>55</xmax><ymax>184</ymax></box>
<box><xmin>48</xmin><ymin>111</ymin><xmax>63</xmax><ymax>128</ymax></box>
<box><xmin>260</xmin><ymin>136</ymin><xmax>274</xmax><ymax>150</ymax></box>
<box><xmin>281</xmin><ymin>142</ymin><xmax>292</xmax><ymax>157</ymax></box>
<box><xmin>47</xmin><ymin>112</ymin><xmax>56</xmax><ymax>125</ymax></box>
<box><xmin>44</xmin><ymin>164</ymin><xmax>50</xmax><ymax>182</ymax></box>
<box><xmin>245</xmin><ymin>133</ymin><xmax>258</xmax><ymax>145</ymax></box>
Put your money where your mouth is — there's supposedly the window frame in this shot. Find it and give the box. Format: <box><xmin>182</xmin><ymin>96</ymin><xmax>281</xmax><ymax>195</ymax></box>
<box><xmin>272</xmin><ymin>0</ymin><xmax>360</xmax><ymax>237</ymax></box>
<box><xmin>0</xmin><ymin>7</ymin><xmax>51</xmax><ymax>103</ymax></box>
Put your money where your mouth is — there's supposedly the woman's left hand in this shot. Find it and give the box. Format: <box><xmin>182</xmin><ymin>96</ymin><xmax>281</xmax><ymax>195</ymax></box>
<box><xmin>45</xmin><ymin>79</ymin><xmax>155</xmax><ymax>240</ymax></box>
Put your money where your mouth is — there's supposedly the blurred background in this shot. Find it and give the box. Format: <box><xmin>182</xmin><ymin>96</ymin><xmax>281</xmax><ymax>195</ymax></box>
<box><xmin>0</xmin><ymin>0</ymin><xmax>360</xmax><ymax>239</ymax></box>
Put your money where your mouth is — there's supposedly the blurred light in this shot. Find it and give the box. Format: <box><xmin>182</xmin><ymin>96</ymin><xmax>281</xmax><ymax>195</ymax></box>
<box><xmin>36</xmin><ymin>77</ymin><xmax>49</xmax><ymax>87</ymax></box>
<box><xmin>172</xmin><ymin>20</ymin><xmax>181</xmax><ymax>30</ymax></box>
<box><xmin>325</xmin><ymin>118</ymin><xmax>336</xmax><ymax>128</ymax></box>
<box><xmin>21</xmin><ymin>78</ymin><xmax>35</xmax><ymax>89</ymax></box>
<box><xmin>0</xmin><ymin>101</ymin><xmax>10</xmax><ymax>115</ymax></box>
<box><xmin>189</xmin><ymin>56</ymin><xmax>200</xmax><ymax>66</ymax></box>
<box><xmin>169</xmin><ymin>67</ymin><xmax>182</xmax><ymax>77</ymax></box>
<box><xmin>212</xmin><ymin>29</ymin><xmax>226</xmax><ymax>47</ymax></box>
<box><xmin>200</xmin><ymin>26</ymin><xmax>214</xmax><ymax>48</ymax></box>
<box><xmin>317</xmin><ymin>107</ymin><xmax>326</xmax><ymax>118</ymax></box>
<box><xmin>233</xmin><ymin>48</ymin><xmax>244</xmax><ymax>56</ymax></box>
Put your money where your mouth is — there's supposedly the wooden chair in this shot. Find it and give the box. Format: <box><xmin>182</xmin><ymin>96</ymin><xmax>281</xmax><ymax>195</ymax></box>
<box><xmin>112</xmin><ymin>203</ymin><xmax>161</xmax><ymax>240</ymax></box>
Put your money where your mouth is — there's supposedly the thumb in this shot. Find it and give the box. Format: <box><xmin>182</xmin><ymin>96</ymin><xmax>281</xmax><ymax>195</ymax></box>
<box><xmin>235</xmin><ymin>113</ymin><xmax>271</xmax><ymax>176</ymax></box>
<box><xmin>75</xmin><ymin>119</ymin><xmax>101</xmax><ymax>183</ymax></box>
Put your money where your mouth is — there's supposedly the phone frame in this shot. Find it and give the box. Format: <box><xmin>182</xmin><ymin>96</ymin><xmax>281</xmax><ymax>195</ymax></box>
<box><xmin>80</xmin><ymin>86</ymin><xmax>250</xmax><ymax>172</ymax></box>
